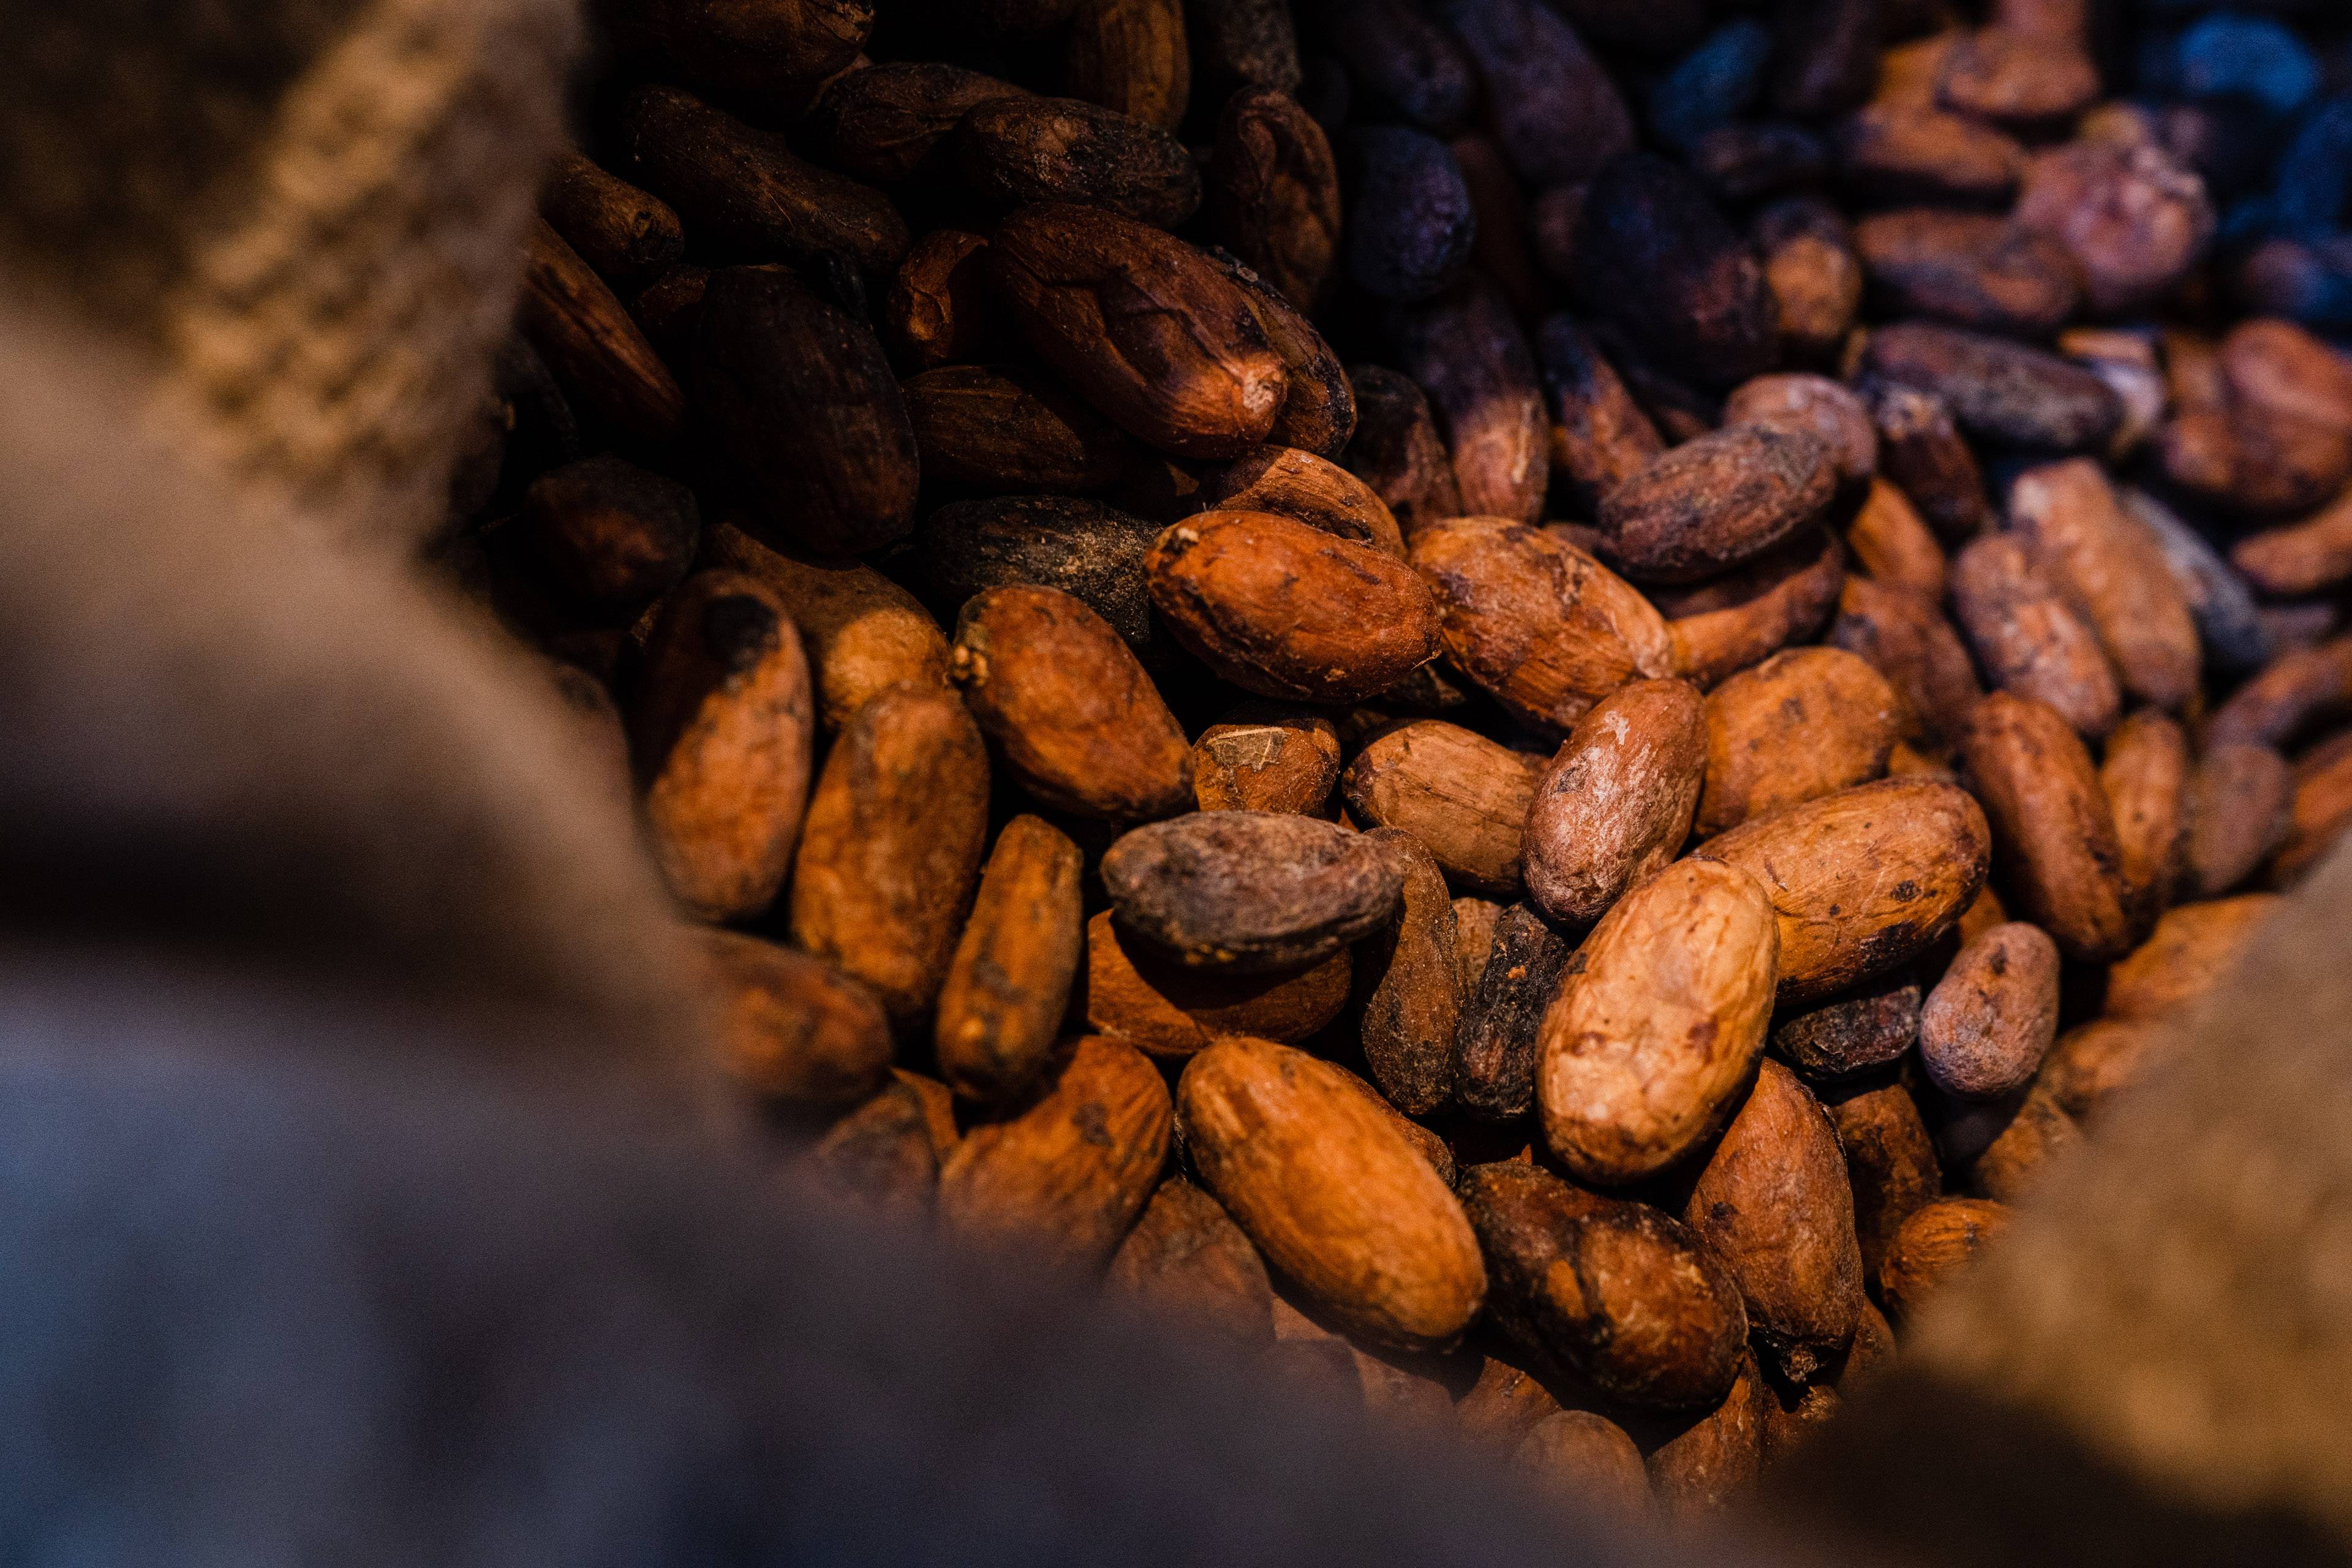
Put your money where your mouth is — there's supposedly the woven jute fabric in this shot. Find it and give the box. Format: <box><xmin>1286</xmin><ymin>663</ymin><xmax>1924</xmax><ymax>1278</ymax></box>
<box><xmin>0</xmin><ymin>0</ymin><xmax>577</xmax><ymax>549</ymax></box>
<box><xmin>1903</xmin><ymin>843</ymin><xmax>2352</xmax><ymax>1545</ymax></box>
<box><xmin>0</xmin><ymin>0</ymin><xmax>714</xmax><ymax>1103</ymax></box>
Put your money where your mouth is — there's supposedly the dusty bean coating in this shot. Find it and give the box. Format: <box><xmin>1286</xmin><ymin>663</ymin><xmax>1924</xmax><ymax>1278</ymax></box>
<box><xmin>1697</xmin><ymin>647</ymin><xmax>1901</xmax><ymax>835</ymax></box>
<box><xmin>1099</xmin><ymin>810</ymin><xmax>1403</xmax><ymax>973</ymax></box>
<box><xmin>1523</xmin><ymin>679</ymin><xmax>1706</xmax><ymax>928</ymax></box>
<box><xmin>1538</xmin><ymin>859</ymin><xmax>1779</xmax><ymax>1185</ymax></box>
<box><xmin>1918</xmin><ymin>922</ymin><xmax>2060</xmax><ymax>1100</ymax></box>
<box><xmin>1460</xmin><ymin>1162</ymin><xmax>1748</xmax><ymax>1411</ymax></box>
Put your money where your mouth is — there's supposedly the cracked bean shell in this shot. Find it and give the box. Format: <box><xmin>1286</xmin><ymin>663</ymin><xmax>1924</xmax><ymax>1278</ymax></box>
<box><xmin>990</xmin><ymin>203</ymin><xmax>1286</xmax><ymax>459</ymax></box>
<box><xmin>1145</xmin><ymin>510</ymin><xmax>1441</xmax><ymax>702</ymax></box>
<box><xmin>1461</xmin><ymin>1161</ymin><xmax>1747</xmax><ymax>1411</ymax></box>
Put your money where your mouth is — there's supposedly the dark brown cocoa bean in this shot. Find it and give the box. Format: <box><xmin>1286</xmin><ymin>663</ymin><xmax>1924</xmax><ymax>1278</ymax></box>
<box><xmin>1340</xmin><ymin>127</ymin><xmax>1477</xmax><ymax>303</ymax></box>
<box><xmin>1453</xmin><ymin>902</ymin><xmax>1574</xmax><ymax>1121</ymax></box>
<box><xmin>1101</xmin><ymin>811</ymin><xmax>1405</xmax><ymax>973</ymax></box>
<box><xmin>951</xmin><ymin>96</ymin><xmax>1203</xmax><ymax>228</ymax></box>
<box><xmin>1434</xmin><ymin>0</ymin><xmax>1635</xmax><ymax>187</ymax></box>
<box><xmin>696</xmin><ymin>265</ymin><xmax>919</xmax><ymax>557</ymax></box>
<box><xmin>919</xmin><ymin>496</ymin><xmax>1168</xmax><ymax>669</ymax></box>
<box><xmin>807</xmin><ymin>61</ymin><xmax>1030</xmax><ymax>184</ymax></box>
<box><xmin>522</xmin><ymin>454</ymin><xmax>699</xmax><ymax>612</ymax></box>
<box><xmin>1389</xmin><ymin>276</ymin><xmax>1548</xmax><ymax>525</ymax></box>
<box><xmin>1186</xmin><ymin>0</ymin><xmax>1302</xmax><ymax>99</ymax></box>
<box><xmin>1573</xmin><ymin>153</ymin><xmax>1781</xmax><ymax>391</ymax></box>
<box><xmin>1319</xmin><ymin>0</ymin><xmax>1479</xmax><ymax>135</ymax></box>
<box><xmin>990</xmin><ymin>204</ymin><xmax>1286</xmax><ymax>460</ymax></box>
<box><xmin>518</xmin><ymin>219</ymin><xmax>686</xmax><ymax>448</ymax></box>
<box><xmin>1868</xmin><ymin>382</ymin><xmax>1991</xmax><ymax>540</ymax></box>
<box><xmin>1193</xmin><ymin>704</ymin><xmax>1343</xmax><ymax>815</ymax></box>
<box><xmin>631</xmin><ymin>570</ymin><xmax>816</xmax><ymax>921</ymax></box>
<box><xmin>902</xmin><ymin>364</ymin><xmax>1135</xmax><ymax>494</ymax></box>
<box><xmin>1461</xmin><ymin>1163</ymin><xmax>1747</xmax><ymax>1411</ymax></box>
<box><xmin>1599</xmin><ymin>426</ymin><xmax>1838</xmax><ymax>584</ymax></box>
<box><xmin>1355</xmin><ymin>829</ymin><xmax>1464</xmax><ymax>1117</ymax></box>
<box><xmin>1773</xmin><ymin>975</ymin><xmax>1920</xmax><ymax>1082</ymax></box>
<box><xmin>1683</xmin><ymin>1058</ymin><xmax>1864</xmax><ymax>1382</ymax></box>
<box><xmin>950</xmin><ymin>586</ymin><xmax>1193</xmax><ymax>820</ymax></box>
<box><xmin>1860</xmin><ymin>321</ymin><xmax>2123</xmax><ymax>452</ymax></box>
<box><xmin>881</xmin><ymin>230</ymin><xmax>1007</xmax><ymax>372</ymax></box>
<box><xmin>540</xmin><ymin>149</ymin><xmax>685</xmax><ymax>293</ymax></box>
<box><xmin>1536</xmin><ymin>315</ymin><xmax>1665</xmax><ymax>516</ymax></box>
<box><xmin>1755</xmin><ymin>197</ymin><xmax>1863</xmax><ymax>364</ymax></box>
<box><xmin>1203</xmin><ymin>252</ymin><xmax>1357</xmax><ymax>459</ymax></box>
<box><xmin>1853</xmin><ymin>209</ymin><xmax>2082</xmax><ymax>337</ymax></box>
<box><xmin>1950</xmin><ymin>532</ymin><xmax>2122</xmax><ymax>741</ymax></box>
<box><xmin>1819</xmin><ymin>1076</ymin><xmax>1942</xmax><ymax>1289</ymax></box>
<box><xmin>1066</xmin><ymin>0</ymin><xmax>1191</xmax><ymax>131</ymax></box>
<box><xmin>1342</xmin><ymin>364</ymin><xmax>1465</xmax><ymax>535</ymax></box>
<box><xmin>935</xmin><ymin>816</ymin><xmax>1086</xmax><ymax>1103</ymax></box>
<box><xmin>1209</xmin><ymin>89</ymin><xmax>1342</xmax><ymax>310</ymax></box>
<box><xmin>619</xmin><ymin>86</ymin><xmax>908</xmax><ymax>277</ymax></box>
<box><xmin>1412</xmin><ymin>516</ymin><xmax>1677</xmax><ymax>731</ymax></box>
<box><xmin>1146</xmin><ymin>510</ymin><xmax>1442</xmax><ymax>702</ymax></box>
<box><xmin>1522</xmin><ymin>679</ymin><xmax>1706</xmax><ymax>926</ymax></box>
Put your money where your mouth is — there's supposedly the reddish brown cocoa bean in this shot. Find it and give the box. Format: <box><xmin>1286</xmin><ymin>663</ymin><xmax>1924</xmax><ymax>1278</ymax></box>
<box><xmin>935</xmin><ymin>816</ymin><xmax>1086</xmax><ymax>1104</ymax></box>
<box><xmin>1683</xmin><ymin>1059</ymin><xmax>1864</xmax><ymax>1382</ymax></box>
<box><xmin>1523</xmin><ymin>679</ymin><xmax>1708</xmax><ymax>927</ymax></box>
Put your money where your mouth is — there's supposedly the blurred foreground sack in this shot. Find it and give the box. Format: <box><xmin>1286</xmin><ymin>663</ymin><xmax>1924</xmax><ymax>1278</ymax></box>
<box><xmin>0</xmin><ymin>2</ymin><xmax>2348</xmax><ymax>1566</ymax></box>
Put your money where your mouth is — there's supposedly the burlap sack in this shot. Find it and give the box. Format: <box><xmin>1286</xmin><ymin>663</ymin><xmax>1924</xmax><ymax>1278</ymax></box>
<box><xmin>0</xmin><ymin>0</ymin><xmax>712</xmax><ymax>1104</ymax></box>
<box><xmin>1</xmin><ymin>3</ymin><xmax>2348</xmax><ymax>1562</ymax></box>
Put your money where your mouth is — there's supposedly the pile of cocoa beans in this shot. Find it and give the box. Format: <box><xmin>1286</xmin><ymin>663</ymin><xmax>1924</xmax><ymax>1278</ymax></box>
<box><xmin>450</xmin><ymin>0</ymin><xmax>2352</xmax><ymax>1524</ymax></box>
